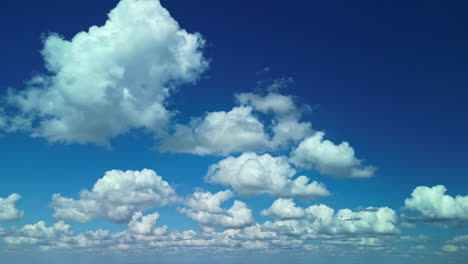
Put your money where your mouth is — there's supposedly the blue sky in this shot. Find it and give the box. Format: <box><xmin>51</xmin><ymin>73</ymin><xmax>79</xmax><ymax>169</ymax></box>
<box><xmin>0</xmin><ymin>0</ymin><xmax>467</xmax><ymax>263</ymax></box>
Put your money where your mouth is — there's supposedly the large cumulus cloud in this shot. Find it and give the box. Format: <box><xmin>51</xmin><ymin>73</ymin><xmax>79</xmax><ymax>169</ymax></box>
<box><xmin>2</xmin><ymin>0</ymin><xmax>207</xmax><ymax>145</ymax></box>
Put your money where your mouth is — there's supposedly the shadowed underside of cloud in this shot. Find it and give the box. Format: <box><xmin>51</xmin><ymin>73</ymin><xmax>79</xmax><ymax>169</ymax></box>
<box><xmin>2</xmin><ymin>0</ymin><xmax>207</xmax><ymax>145</ymax></box>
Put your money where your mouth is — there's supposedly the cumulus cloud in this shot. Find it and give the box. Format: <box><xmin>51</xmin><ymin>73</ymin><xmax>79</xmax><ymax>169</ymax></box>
<box><xmin>403</xmin><ymin>185</ymin><xmax>468</xmax><ymax>223</ymax></box>
<box><xmin>3</xmin><ymin>221</ymin><xmax>73</xmax><ymax>246</ymax></box>
<box><xmin>50</xmin><ymin>169</ymin><xmax>179</xmax><ymax>223</ymax></box>
<box><xmin>206</xmin><ymin>152</ymin><xmax>329</xmax><ymax>200</ymax></box>
<box><xmin>2</xmin><ymin>0</ymin><xmax>207</xmax><ymax>145</ymax></box>
<box><xmin>441</xmin><ymin>244</ymin><xmax>459</xmax><ymax>252</ymax></box>
<box><xmin>262</xmin><ymin>200</ymin><xmax>398</xmax><ymax>236</ymax></box>
<box><xmin>161</xmin><ymin>92</ymin><xmax>313</xmax><ymax>156</ymax></box>
<box><xmin>127</xmin><ymin>211</ymin><xmax>167</xmax><ymax>235</ymax></box>
<box><xmin>290</xmin><ymin>132</ymin><xmax>376</xmax><ymax>178</ymax></box>
<box><xmin>178</xmin><ymin>190</ymin><xmax>254</xmax><ymax>229</ymax></box>
<box><xmin>0</xmin><ymin>193</ymin><xmax>24</xmax><ymax>221</ymax></box>
<box><xmin>261</xmin><ymin>199</ymin><xmax>306</xmax><ymax>220</ymax></box>
<box><xmin>160</xmin><ymin>106</ymin><xmax>269</xmax><ymax>155</ymax></box>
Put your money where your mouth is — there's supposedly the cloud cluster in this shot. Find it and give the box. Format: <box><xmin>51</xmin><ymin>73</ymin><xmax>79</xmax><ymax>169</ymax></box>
<box><xmin>404</xmin><ymin>185</ymin><xmax>468</xmax><ymax>223</ymax></box>
<box><xmin>0</xmin><ymin>194</ymin><xmax>24</xmax><ymax>222</ymax></box>
<box><xmin>50</xmin><ymin>169</ymin><xmax>179</xmax><ymax>223</ymax></box>
<box><xmin>178</xmin><ymin>190</ymin><xmax>254</xmax><ymax>229</ymax></box>
<box><xmin>1</xmin><ymin>202</ymin><xmax>401</xmax><ymax>255</ymax></box>
<box><xmin>290</xmin><ymin>132</ymin><xmax>375</xmax><ymax>178</ymax></box>
<box><xmin>262</xmin><ymin>199</ymin><xmax>399</xmax><ymax>236</ymax></box>
<box><xmin>3</xmin><ymin>0</ymin><xmax>207</xmax><ymax>145</ymax></box>
<box><xmin>206</xmin><ymin>152</ymin><xmax>330</xmax><ymax>200</ymax></box>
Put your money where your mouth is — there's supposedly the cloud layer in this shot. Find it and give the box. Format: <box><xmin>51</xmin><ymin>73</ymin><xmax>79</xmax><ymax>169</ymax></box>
<box><xmin>3</xmin><ymin>0</ymin><xmax>207</xmax><ymax>145</ymax></box>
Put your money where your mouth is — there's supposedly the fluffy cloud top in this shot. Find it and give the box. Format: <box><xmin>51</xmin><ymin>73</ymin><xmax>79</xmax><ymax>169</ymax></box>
<box><xmin>404</xmin><ymin>185</ymin><xmax>468</xmax><ymax>222</ymax></box>
<box><xmin>206</xmin><ymin>152</ymin><xmax>330</xmax><ymax>200</ymax></box>
<box><xmin>179</xmin><ymin>190</ymin><xmax>254</xmax><ymax>229</ymax></box>
<box><xmin>290</xmin><ymin>132</ymin><xmax>375</xmax><ymax>178</ymax></box>
<box><xmin>3</xmin><ymin>0</ymin><xmax>207</xmax><ymax>145</ymax></box>
<box><xmin>50</xmin><ymin>169</ymin><xmax>179</xmax><ymax>223</ymax></box>
<box><xmin>262</xmin><ymin>200</ymin><xmax>398</xmax><ymax>236</ymax></box>
<box><xmin>0</xmin><ymin>193</ymin><xmax>24</xmax><ymax>221</ymax></box>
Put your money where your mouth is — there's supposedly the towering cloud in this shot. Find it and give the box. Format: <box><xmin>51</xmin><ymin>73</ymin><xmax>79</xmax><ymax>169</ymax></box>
<box><xmin>0</xmin><ymin>193</ymin><xmax>24</xmax><ymax>221</ymax></box>
<box><xmin>206</xmin><ymin>152</ymin><xmax>330</xmax><ymax>200</ymax></box>
<box><xmin>50</xmin><ymin>169</ymin><xmax>179</xmax><ymax>223</ymax></box>
<box><xmin>2</xmin><ymin>0</ymin><xmax>207</xmax><ymax>145</ymax></box>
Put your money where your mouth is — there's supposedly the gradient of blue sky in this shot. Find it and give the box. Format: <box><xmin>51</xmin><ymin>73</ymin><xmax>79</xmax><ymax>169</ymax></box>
<box><xmin>0</xmin><ymin>0</ymin><xmax>467</xmax><ymax>263</ymax></box>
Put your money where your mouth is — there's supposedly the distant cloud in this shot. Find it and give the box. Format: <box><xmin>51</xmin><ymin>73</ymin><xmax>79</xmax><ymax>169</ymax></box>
<box><xmin>290</xmin><ymin>132</ymin><xmax>376</xmax><ymax>178</ymax></box>
<box><xmin>0</xmin><ymin>193</ymin><xmax>24</xmax><ymax>222</ymax></box>
<box><xmin>178</xmin><ymin>190</ymin><xmax>254</xmax><ymax>229</ymax></box>
<box><xmin>262</xmin><ymin>200</ymin><xmax>399</xmax><ymax>236</ymax></box>
<box><xmin>206</xmin><ymin>152</ymin><xmax>330</xmax><ymax>200</ymax></box>
<box><xmin>50</xmin><ymin>169</ymin><xmax>179</xmax><ymax>223</ymax></box>
<box><xmin>2</xmin><ymin>0</ymin><xmax>207</xmax><ymax>145</ymax></box>
<box><xmin>404</xmin><ymin>185</ymin><xmax>468</xmax><ymax>223</ymax></box>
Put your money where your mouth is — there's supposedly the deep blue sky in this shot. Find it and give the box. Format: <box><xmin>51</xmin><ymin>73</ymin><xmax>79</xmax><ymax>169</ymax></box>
<box><xmin>0</xmin><ymin>0</ymin><xmax>467</xmax><ymax>263</ymax></box>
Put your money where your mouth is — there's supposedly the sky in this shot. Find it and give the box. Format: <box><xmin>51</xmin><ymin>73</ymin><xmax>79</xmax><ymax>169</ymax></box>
<box><xmin>0</xmin><ymin>0</ymin><xmax>467</xmax><ymax>263</ymax></box>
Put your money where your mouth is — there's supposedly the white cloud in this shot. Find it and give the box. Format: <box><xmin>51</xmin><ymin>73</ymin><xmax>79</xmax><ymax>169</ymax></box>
<box><xmin>50</xmin><ymin>169</ymin><xmax>179</xmax><ymax>223</ymax></box>
<box><xmin>160</xmin><ymin>106</ymin><xmax>269</xmax><ymax>155</ymax></box>
<box><xmin>179</xmin><ymin>190</ymin><xmax>254</xmax><ymax>229</ymax></box>
<box><xmin>3</xmin><ymin>221</ymin><xmax>72</xmax><ymax>246</ymax></box>
<box><xmin>0</xmin><ymin>193</ymin><xmax>24</xmax><ymax>221</ymax></box>
<box><xmin>127</xmin><ymin>211</ymin><xmax>167</xmax><ymax>235</ymax></box>
<box><xmin>235</xmin><ymin>92</ymin><xmax>297</xmax><ymax>116</ymax></box>
<box><xmin>206</xmin><ymin>152</ymin><xmax>329</xmax><ymax>200</ymax></box>
<box><xmin>441</xmin><ymin>244</ymin><xmax>459</xmax><ymax>252</ymax></box>
<box><xmin>261</xmin><ymin>199</ymin><xmax>306</xmax><ymax>220</ymax></box>
<box><xmin>161</xmin><ymin>92</ymin><xmax>313</xmax><ymax>156</ymax></box>
<box><xmin>404</xmin><ymin>185</ymin><xmax>468</xmax><ymax>222</ymax></box>
<box><xmin>290</xmin><ymin>132</ymin><xmax>376</xmax><ymax>178</ymax></box>
<box><xmin>3</xmin><ymin>0</ymin><xmax>207</xmax><ymax>145</ymax></box>
<box><xmin>262</xmin><ymin>201</ymin><xmax>398</xmax><ymax>236</ymax></box>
